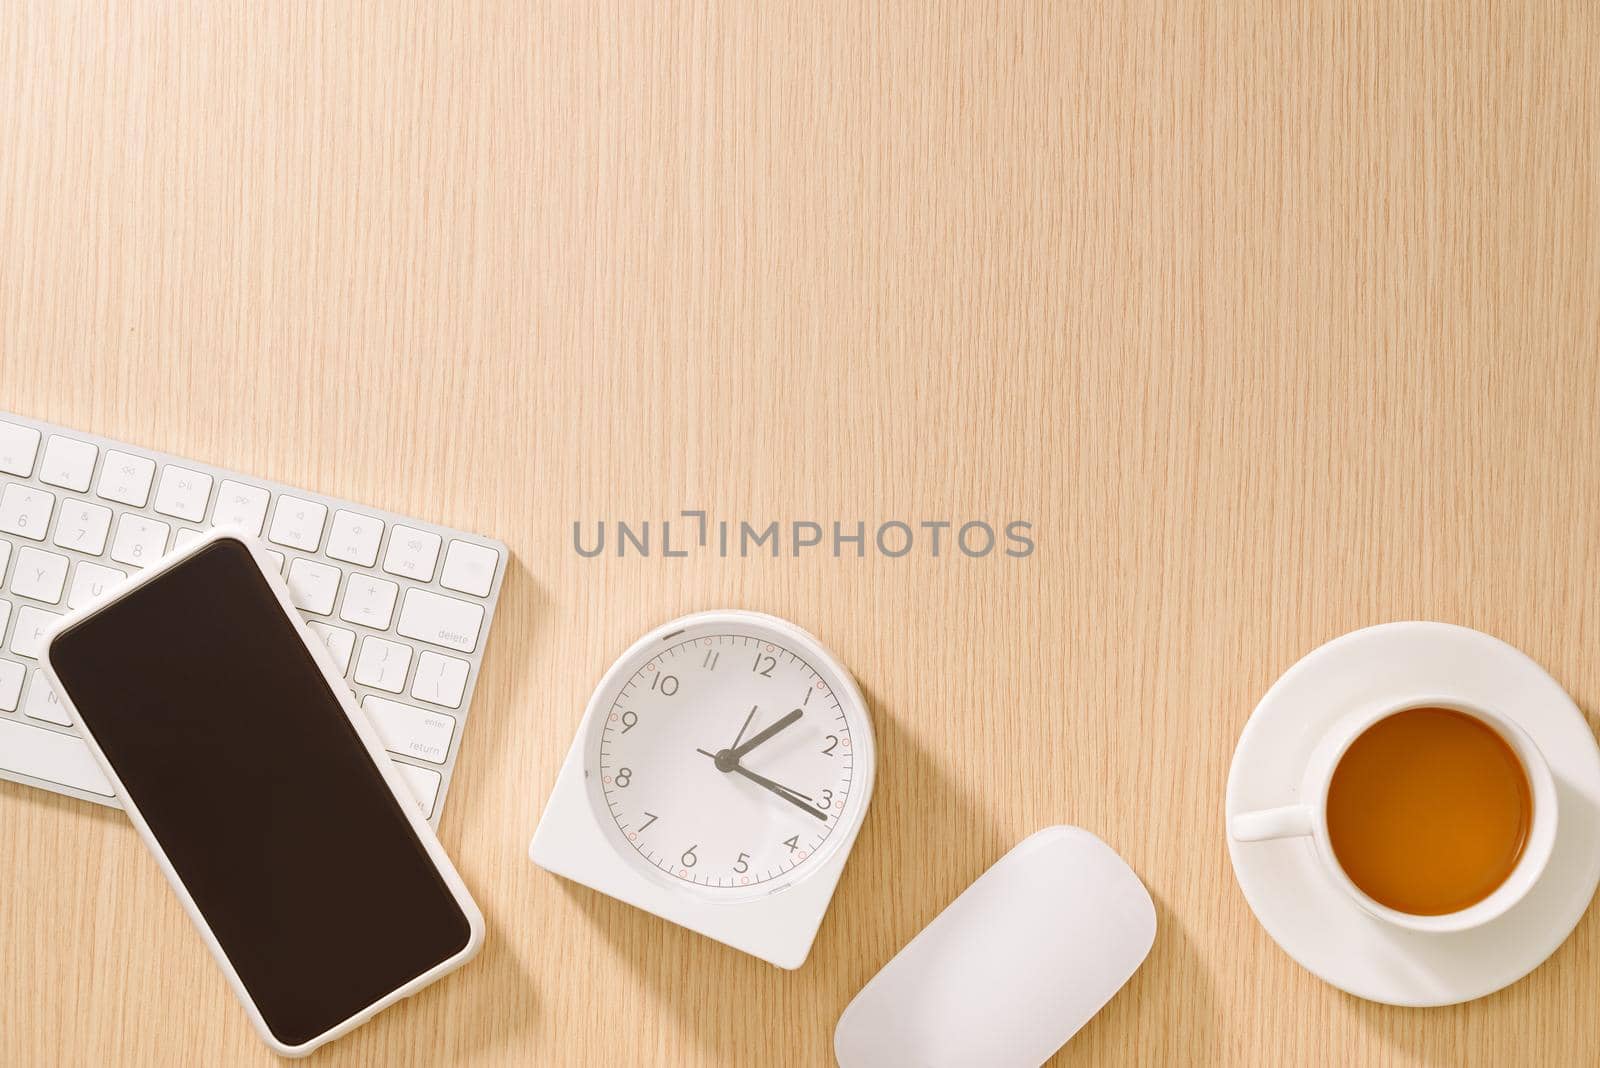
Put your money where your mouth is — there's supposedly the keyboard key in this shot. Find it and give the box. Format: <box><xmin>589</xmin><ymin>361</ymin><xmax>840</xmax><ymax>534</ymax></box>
<box><xmin>0</xmin><ymin>599</ymin><xmax>9</xmax><ymax>645</ymax></box>
<box><xmin>67</xmin><ymin>562</ymin><xmax>127</xmax><ymax>611</ymax></box>
<box><xmin>327</xmin><ymin>509</ymin><xmax>384</xmax><ymax>567</ymax></box>
<box><xmin>110</xmin><ymin>513</ymin><xmax>170</xmax><ymax>567</ymax></box>
<box><xmin>383</xmin><ymin>525</ymin><xmax>441</xmax><ymax>581</ymax></box>
<box><xmin>286</xmin><ymin>558</ymin><xmax>342</xmax><ymax>616</ymax></box>
<box><xmin>51</xmin><ymin>500</ymin><xmax>113</xmax><ymax>555</ymax></box>
<box><xmin>339</xmin><ymin>575</ymin><xmax>399</xmax><ymax>630</ymax></box>
<box><xmin>306</xmin><ymin>621</ymin><xmax>356</xmax><ymax>674</ymax></box>
<box><xmin>38</xmin><ymin>436</ymin><xmax>98</xmax><ymax>492</ymax></box>
<box><xmin>260</xmin><ymin>548</ymin><xmax>285</xmax><ymax>575</ymax></box>
<box><xmin>10</xmin><ymin>605</ymin><xmax>60</xmax><ymax>659</ymax></box>
<box><xmin>153</xmin><ymin>465</ymin><xmax>213</xmax><ymax>522</ymax></box>
<box><xmin>0</xmin><ymin>718</ymin><xmax>114</xmax><ymax>796</ymax></box>
<box><xmin>362</xmin><ymin>695</ymin><xmax>456</xmax><ymax>765</ymax></box>
<box><xmin>395</xmin><ymin>762</ymin><xmax>441</xmax><ymax>819</ymax></box>
<box><xmin>440</xmin><ymin>539</ymin><xmax>499</xmax><ymax>597</ymax></box>
<box><xmin>0</xmin><ymin>657</ymin><xmax>20</xmax><ymax>710</ymax></box>
<box><xmin>174</xmin><ymin>528</ymin><xmax>205</xmax><ymax>550</ymax></box>
<box><xmin>0</xmin><ymin>422</ymin><xmax>41</xmax><ymax>477</ymax></box>
<box><xmin>0</xmin><ymin>484</ymin><xmax>55</xmax><ymax>541</ymax></box>
<box><xmin>354</xmin><ymin>635</ymin><xmax>412</xmax><ymax>693</ymax></box>
<box><xmin>397</xmin><ymin>588</ymin><xmax>484</xmax><ymax>653</ymax></box>
<box><xmin>96</xmin><ymin>450</ymin><xmax>156</xmax><ymax>507</ymax></box>
<box><xmin>11</xmin><ymin>547</ymin><xmax>69</xmax><ymax>605</ymax></box>
<box><xmin>269</xmin><ymin>495</ymin><xmax>327</xmax><ymax>552</ymax></box>
<box><xmin>23</xmin><ymin>671</ymin><xmax>70</xmax><ymax>726</ymax></box>
<box><xmin>0</xmin><ymin>541</ymin><xmax>10</xmax><ymax>585</ymax></box>
<box><xmin>411</xmin><ymin>650</ymin><xmax>470</xmax><ymax>709</ymax></box>
<box><xmin>212</xmin><ymin>480</ymin><xmax>271</xmax><ymax>536</ymax></box>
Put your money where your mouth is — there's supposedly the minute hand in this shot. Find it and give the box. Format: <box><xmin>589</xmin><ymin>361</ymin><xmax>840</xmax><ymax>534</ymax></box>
<box><xmin>731</xmin><ymin>708</ymin><xmax>803</xmax><ymax>759</ymax></box>
<box><xmin>730</xmin><ymin>764</ymin><xmax>829</xmax><ymax>821</ymax></box>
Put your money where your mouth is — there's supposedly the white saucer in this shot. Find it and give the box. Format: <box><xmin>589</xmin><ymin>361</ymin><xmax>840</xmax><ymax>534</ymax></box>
<box><xmin>1225</xmin><ymin>622</ymin><xmax>1600</xmax><ymax>1006</ymax></box>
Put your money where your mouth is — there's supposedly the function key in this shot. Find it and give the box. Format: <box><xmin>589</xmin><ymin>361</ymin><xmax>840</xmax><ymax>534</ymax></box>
<box><xmin>382</xmin><ymin>525</ymin><xmax>441</xmax><ymax>582</ymax></box>
<box><xmin>440</xmin><ymin>540</ymin><xmax>499</xmax><ymax>598</ymax></box>
<box><xmin>212</xmin><ymin>480</ymin><xmax>271</xmax><ymax>536</ymax></box>
<box><xmin>38</xmin><ymin>436</ymin><xmax>98</xmax><ymax>492</ymax></box>
<box><xmin>268</xmin><ymin>495</ymin><xmax>328</xmax><ymax>552</ymax></box>
<box><xmin>153</xmin><ymin>465</ymin><xmax>214</xmax><ymax>522</ymax></box>
<box><xmin>96</xmin><ymin>450</ymin><xmax>156</xmax><ymax>507</ymax></box>
<box><xmin>326</xmin><ymin>509</ymin><xmax>384</xmax><ymax>568</ymax></box>
<box><xmin>0</xmin><ymin>421</ymin><xmax>41</xmax><ymax>477</ymax></box>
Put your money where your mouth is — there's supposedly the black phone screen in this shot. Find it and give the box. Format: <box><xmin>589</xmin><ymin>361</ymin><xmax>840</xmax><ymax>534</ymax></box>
<box><xmin>47</xmin><ymin>537</ymin><xmax>472</xmax><ymax>1047</ymax></box>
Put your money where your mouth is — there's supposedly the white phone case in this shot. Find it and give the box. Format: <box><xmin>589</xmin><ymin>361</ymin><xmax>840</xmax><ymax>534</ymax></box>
<box><xmin>38</xmin><ymin>528</ymin><xmax>485</xmax><ymax>1058</ymax></box>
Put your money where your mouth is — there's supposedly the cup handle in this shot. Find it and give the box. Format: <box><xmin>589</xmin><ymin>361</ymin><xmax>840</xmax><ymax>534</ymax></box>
<box><xmin>1230</xmin><ymin>805</ymin><xmax>1314</xmax><ymax>842</ymax></box>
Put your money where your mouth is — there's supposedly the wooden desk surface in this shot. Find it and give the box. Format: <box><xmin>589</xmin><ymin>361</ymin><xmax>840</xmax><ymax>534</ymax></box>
<box><xmin>3</xmin><ymin>4</ymin><xmax>1597</xmax><ymax>1065</ymax></box>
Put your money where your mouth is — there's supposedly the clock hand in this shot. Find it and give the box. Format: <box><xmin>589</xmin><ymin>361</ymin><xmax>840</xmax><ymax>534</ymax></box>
<box><xmin>728</xmin><ymin>764</ymin><xmax>830</xmax><ymax>822</ymax></box>
<box><xmin>694</xmin><ymin>747</ymin><xmax>828</xmax><ymax>819</ymax></box>
<box><xmin>730</xmin><ymin>704</ymin><xmax>759</xmax><ymax>748</ymax></box>
<box><xmin>730</xmin><ymin>707</ymin><xmax>803</xmax><ymax>760</ymax></box>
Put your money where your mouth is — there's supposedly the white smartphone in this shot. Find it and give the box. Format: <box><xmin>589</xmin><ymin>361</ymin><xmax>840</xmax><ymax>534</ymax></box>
<box><xmin>39</xmin><ymin>530</ymin><xmax>484</xmax><ymax>1057</ymax></box>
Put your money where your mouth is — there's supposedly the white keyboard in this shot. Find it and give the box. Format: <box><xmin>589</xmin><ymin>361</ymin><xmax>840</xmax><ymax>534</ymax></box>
<box><xmin>0</xmin><ymin>410</ymin><xmax>507</xmax><ymax>826</ymax></box>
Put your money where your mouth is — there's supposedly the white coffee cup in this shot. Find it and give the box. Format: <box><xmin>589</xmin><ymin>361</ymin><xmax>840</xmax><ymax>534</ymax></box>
<box><xmin>1229</xmin><ymin>694</ymin><xmax>1557</xmax><ymax>933</ymax></box>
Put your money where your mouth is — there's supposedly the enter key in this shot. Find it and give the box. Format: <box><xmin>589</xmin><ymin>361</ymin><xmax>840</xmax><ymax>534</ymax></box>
<box><xmin>361</xmin><ymin>695</ymin><xmax>457</xmax><ymax>765</ymax></box>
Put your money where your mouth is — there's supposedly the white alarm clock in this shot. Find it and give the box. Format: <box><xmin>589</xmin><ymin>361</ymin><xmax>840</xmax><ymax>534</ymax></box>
<box><xmin>530</xmin><ymin>610</ymin><xmax>877</xmax><ymax>968</ymax></box>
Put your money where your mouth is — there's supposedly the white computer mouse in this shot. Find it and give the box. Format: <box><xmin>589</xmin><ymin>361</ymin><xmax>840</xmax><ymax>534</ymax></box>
<box><xmin>834</xmin><ymin>826</ymin><xmax>1156</xmax><ymax>1068</ymax></box>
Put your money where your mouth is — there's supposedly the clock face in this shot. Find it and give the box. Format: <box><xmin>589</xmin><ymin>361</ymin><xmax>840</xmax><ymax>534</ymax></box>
<box><xmin>585</xmin><ymin>618</ymin><xmax>868</xmax><ymax>898</ymax></box>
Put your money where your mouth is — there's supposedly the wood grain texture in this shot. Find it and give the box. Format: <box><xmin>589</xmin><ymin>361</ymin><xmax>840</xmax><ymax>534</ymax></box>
<box><xmin>2</xmin><ymin>2</ymin><xmax>1598</xmax><ymax>1064</ymax></box>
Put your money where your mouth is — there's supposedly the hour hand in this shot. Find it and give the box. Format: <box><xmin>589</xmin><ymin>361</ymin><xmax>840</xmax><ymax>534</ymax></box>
<box><xmin>730</xmin><ymin>707</ymin><xmax>803</xmax><ymax>759</ymax></box>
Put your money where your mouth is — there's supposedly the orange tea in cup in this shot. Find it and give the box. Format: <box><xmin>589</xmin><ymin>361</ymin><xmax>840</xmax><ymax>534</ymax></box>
<box><xmin>1325</xmin><ymin>706</ymin><xmax>1532</xmax><ymax>916</ymax></box>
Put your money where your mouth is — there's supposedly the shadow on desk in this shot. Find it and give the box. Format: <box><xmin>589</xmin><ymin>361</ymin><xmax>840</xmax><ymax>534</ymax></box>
<box><xmin>451</xmin><ymin>550</ymin><xmax>550</xmax><ymax>828</ymax></box>
<box><xmin>560</xmin><ymin>690</ymin><xmax>1006</xmax><ymax>1063</ymax></box>
<box><xmin>0</xmin><ymin>778</ymin><xmax>127</xmax><ymax>827</ymax></box>
<box><xmin>1350</xmin><ymin>700</ymin><xmax>1600</xmax><ymax>1068</ymax></box>
<box><xmin>292</xmin><ymin>910</ymin><xmax>540</xmax><ymax>1067</ymax></box>
<box><xmin>1062</xmin><ymin>890</ymin><xmax>1220</xmax><ymax>1066</ymax></box>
